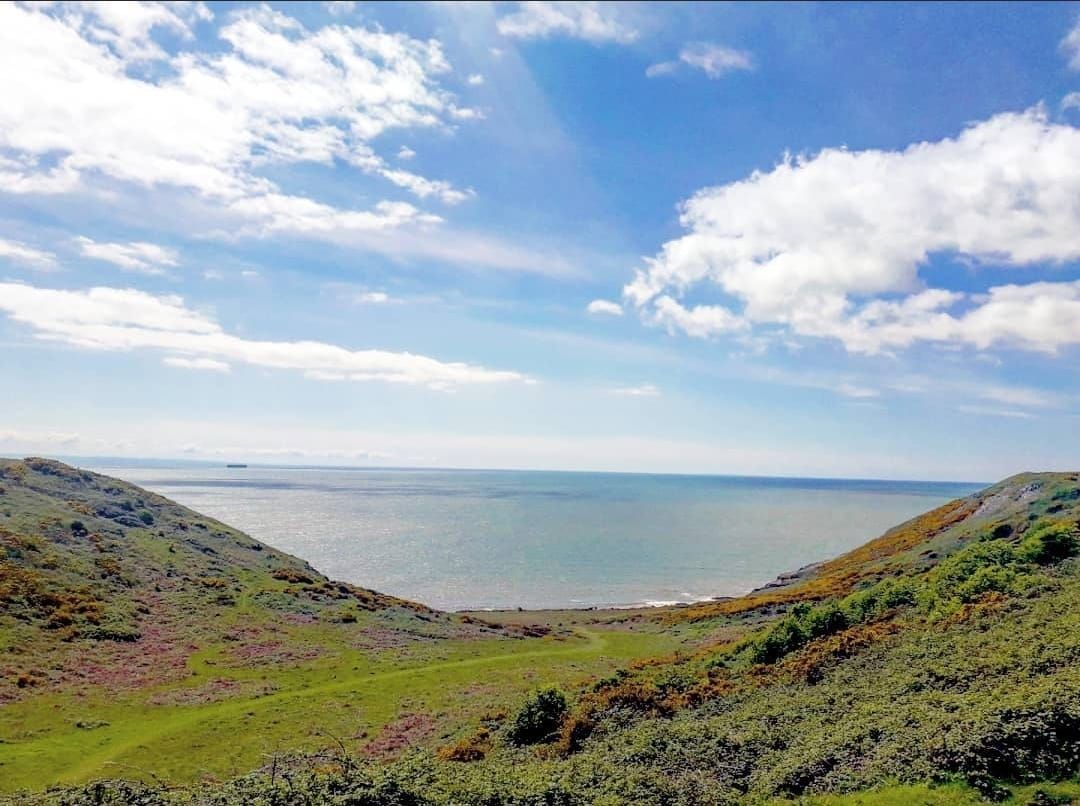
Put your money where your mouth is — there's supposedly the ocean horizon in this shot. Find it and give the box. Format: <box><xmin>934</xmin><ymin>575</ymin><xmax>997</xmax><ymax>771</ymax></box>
<box><xmin>82</xmin><ymin>462</ymin><xmax>985</xmax><ymax>611</ymax></box>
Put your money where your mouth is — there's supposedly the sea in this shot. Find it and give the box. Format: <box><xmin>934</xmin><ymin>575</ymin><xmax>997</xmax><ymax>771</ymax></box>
<box><xmin>86</xmin><ymin>464</ymin><xmax>984</xmax><ymax>612</ymax></box>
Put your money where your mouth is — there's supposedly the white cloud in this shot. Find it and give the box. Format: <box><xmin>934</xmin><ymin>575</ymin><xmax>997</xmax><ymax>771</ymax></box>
<box><xmin>76</xmin><ymin>236</ymin><xmax>179</xmax><ymax>274</ymax></box>
<box><xmin>397</xmin><ymin>146</ymin><xmax>416</xmax><ymax>160</ymax></box>
<box><xmin>647</xmin><ymin>42</ymin><xmax>753</xmax><ymax>79</ymax></box>
<box><xmin>836</xmin><ymin>383</ymin><xmax>879</xmax><ymax>400</ymax></box>
<box><xmin>625</xmin><ymin>109</ymin><xmax>1080</xmax><ymax>354</ymax></box>
<box><xmin>496</xmin><ymin>2</ymin><xmax>638</xmax><ymax>44</ymax></box>
<box><xmin>1063</xmin><ymin>17</ymin><xmax>1080</xmax><ymax>70</ymax></box>
<box><xmin>163</xmin><ymin>356</ymin><xmax>230</xmax><ymax>372</ymax></box>
<box><xmin>956</xmin><ymin>404</ymin><xmax>1035</xmax><ymax>420</ymax></box>
<box><xmin>467</xmin><ymin>73</ymin><xmax>485</xmax><ymax>86</ymax></box>
<box><xmin>586</xmin><ymin>299</ymin><xmax>623</xmax><ymax>316</ymax></box>
<box><xmin>611</xmin><ymin>383</ymin><xmax>660</xmax><ymax>397</ymax></box>
<box><xmin>0</xmin><ymin>281</ymin><xmax>532</xmax><ymax>391</ymax></box>
<box><xmin>649</xmin><ymin>295</ymin><xmax>746</xmax><ymax>338</ymax></box>
<box><xmin>976</xmin><ymin>384</ymin><xmax>1058</xmax><ymax>409</ymax></box>
<box><xmin>355</xmin><ymin>291</ymin><xmax>391</xmax><ymax>304</ymax></box>
<box><xmin>1062</xmin><ymin>92</ymin><xmax>1080</xmax><ymax>112</ymax></box>
<box><xmin>376</xmin><ymin>169</ymin><xmax>475</xmax><ymax>205</ymax></box>
<box><xmin>0</xmin><ymin>2</ymin><xmax>475</xmax><ymax>230</ymax></box>
<box><xmin>66</xmin><ymin>1</ymin><xmax>212</xmax><ymax>62</ymax></box>
<box><xmin>0</xmin><ymin>237</ymin><xmax>57</xmax><ymax>269</ymax></box>
<box><xmin>323</xmin><ymin>1</ymin><xmax>357</xmax><ymax>16</ymax></box>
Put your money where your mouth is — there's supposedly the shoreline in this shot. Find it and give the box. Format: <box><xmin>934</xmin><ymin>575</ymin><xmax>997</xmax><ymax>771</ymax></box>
<box><xmin>454</xmin><ymin>562</ymin><xmax>821</xmax><ymax>617</ymax></box>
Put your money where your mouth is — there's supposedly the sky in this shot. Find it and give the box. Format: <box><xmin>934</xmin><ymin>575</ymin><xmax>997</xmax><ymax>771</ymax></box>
<box><xmin>2</xmin><ymin>0</ymin><xmax>1080</xmax><ymax>481</ymax></box>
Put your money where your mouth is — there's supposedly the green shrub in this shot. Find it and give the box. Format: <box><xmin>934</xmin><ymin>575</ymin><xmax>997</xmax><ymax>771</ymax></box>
<box><xmin>751</xmin><ymin>604</ymin><xmax>813</xmax><ymax>663</ymax></box>
<box><xmin>1019</xmin><ymin>523</ymin><xmax>1079</xmax><ymax>565</ymax></box>
<box><xmin>752</xmin><ymin>578</ymin><xmax>921</xmax><ymax>665</ymax></box>
<box><xmin>840</xmin><ymin>577</ymin><xmax>917</xmax><ymax>623</ymax></box>
<box><xmin>506</xmin><ymin>687</ymin><xmax>568</xmax><ymax>746</ymax></box>
<box><xmin>137</xmin><ymin>510</ymin><xmax>155</xmax><ymax>526</ymax></box>
<box><xmin>954</xmin><ymin>565</ymin><xmax>1017</xmax><ymax>603</ymax></box>
<box><xmin>934</xmin><ymin>703</ymin><xmax>1080</xmax><ymax>798</ymax></box>
<box><xmin>928</xmin><ymin>539</ymin><xmax>1020</xmax><ymax>602</ymax></box>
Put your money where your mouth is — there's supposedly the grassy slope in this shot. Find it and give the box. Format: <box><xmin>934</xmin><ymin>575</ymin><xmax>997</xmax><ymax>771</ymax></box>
<box><xmin>2</xmin><ymin>464</ymin><xmax>1079</xmax><ymax>804</ymax></box>
<box><xmin>0</xmin><ymin>459</ymin><xmax>680</xmax><ymax>791</ymax></box>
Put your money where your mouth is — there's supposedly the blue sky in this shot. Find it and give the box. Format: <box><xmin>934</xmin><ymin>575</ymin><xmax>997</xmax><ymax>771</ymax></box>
<box><xmin>2</xmin><ymin>1</ymin><xmax>1080</xmax><ymax>480</ymax></box>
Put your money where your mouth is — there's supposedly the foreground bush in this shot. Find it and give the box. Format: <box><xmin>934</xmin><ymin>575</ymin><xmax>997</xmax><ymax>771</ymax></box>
<box><xmin>505</xmin><ymin>687</ymin><xmax>568</xmax><ymax>746</ymax></box>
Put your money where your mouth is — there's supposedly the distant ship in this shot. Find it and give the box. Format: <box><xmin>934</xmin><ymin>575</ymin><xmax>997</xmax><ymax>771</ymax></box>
<box><xmin>225</xmin><ymin>463</ymin><xmax>248</xmax><ymax>468</ymax></box>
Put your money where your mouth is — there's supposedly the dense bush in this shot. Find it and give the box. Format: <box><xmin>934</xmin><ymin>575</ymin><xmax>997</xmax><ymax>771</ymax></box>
<box><xmin>1019</xmin><ymin>522</ymin><xmax>1079</xmax><ymax>565</ymax></box>
<box><xmin>750</xmin><ymin>577</ymin><xmax>917</xmax><ymax>664</ymax></box>
<box><xmin>934</xmin><ymin>701</ymin><xmax>1080</xmax><ymax>799</ymax></box>
<box><xmin>506</xmin><ymin>687</ymin><xmax>568</xmax><ymax>746</ymax></box>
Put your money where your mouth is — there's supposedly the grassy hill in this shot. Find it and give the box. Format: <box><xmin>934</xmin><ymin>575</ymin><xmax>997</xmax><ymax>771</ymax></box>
<box><xmin>2</xmin><ymin>461</ymin><xmax>1079</xmax><ymax>804</ymax></box>
<box><xmin>0</xmin><ymin>458</ymin><xmax>678</xmax><ymax>790</ymax></box>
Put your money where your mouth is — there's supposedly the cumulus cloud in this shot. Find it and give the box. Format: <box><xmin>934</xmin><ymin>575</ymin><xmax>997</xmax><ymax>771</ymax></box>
<box><xmin>496</xmin><ymin>2</ymin><xmax>638</xmax><ymax>44</ymax></box>
<box><xmin>397</xmin><ymin>146</ymin><xmax>417</xmax><ymax>160</ymax></box>
<box><xmin>0</xmin><ymin>237</ymin><xmax>57</xmax><ymax>269</ymax></box>
<box><xmin>0</xmin><ymin>281</ymin><xmax>532</xmax><ymax>391</ymax></box>
<box><xmin>647</xmin><ymin>42</ymin><xmax>753</xmax><ymax>79</ymax></box>
<box><xmin>611</xmin><ymin>383</ymin><xmax>660</xmax><ymax>397</ymax></box>
<box><xmin>0</xmin><ymin>2</ymin><xmax>474</xmax><ymax>232</ymax></box>
<box><xmin>467</xmin><ymin>73</ymin><xmax>485</xmax><ymax>86</ymax></box>
<box><xmin>76</xmin><ymin>236</ymin><xmax>179</xmax><ymax>274</ymax></box>
<box><xmin>625</xmin><ymin>109</ymin><xmax>1080</xmax><ymax>354</ymax></box>
<box><xmin>586</xmin><ymin>299</ymin><xmax>623</xmax><ymax>316</ymax></box>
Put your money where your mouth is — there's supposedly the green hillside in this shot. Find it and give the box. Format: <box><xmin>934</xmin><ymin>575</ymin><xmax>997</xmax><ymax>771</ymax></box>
<box><xmin>0</xmin><ymin>458</ymin><xmax>678</xmax><ymax>791</ymax></box>
<box><xmin>2</xmin><ymin>461</ymin><xmax>1079</xmax><ymax>804</ymax></box>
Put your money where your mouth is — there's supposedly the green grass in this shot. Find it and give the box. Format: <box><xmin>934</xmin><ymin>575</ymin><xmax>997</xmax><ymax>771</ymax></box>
<box><xmin>0</xmin><ymin>626</ymin><xmax>677</xmax><ymax>790</ymax></box>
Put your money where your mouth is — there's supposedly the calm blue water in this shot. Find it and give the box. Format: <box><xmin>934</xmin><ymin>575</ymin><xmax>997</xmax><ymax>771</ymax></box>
<box><xmin>90</xmin><ymin>465</ymin><xmax>983</xmax><ymax>611</ymax></box>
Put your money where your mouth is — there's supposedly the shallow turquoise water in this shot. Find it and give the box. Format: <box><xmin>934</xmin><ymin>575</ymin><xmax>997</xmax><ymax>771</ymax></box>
<box><xmin>93</xmin><ymin>465</ymin><xmax>982</xmax><ymax>611</ymax></box>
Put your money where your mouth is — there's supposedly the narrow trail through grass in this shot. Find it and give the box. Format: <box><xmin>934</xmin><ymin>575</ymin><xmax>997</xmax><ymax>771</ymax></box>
<box><xmin>14</xmin><ymin>629</ymin><xmax>611</xmax><ymax>789</ymax></box>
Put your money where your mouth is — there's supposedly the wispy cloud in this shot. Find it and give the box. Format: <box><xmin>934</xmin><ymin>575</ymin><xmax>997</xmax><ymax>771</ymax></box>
<box><xmin>956</xmin><ymin>404</ymin><xmax>1036</xmax><ymax>420</ymax></box>
<box><xmin>497</xmin><ymin>2</ymin><xmax>639</xmax><ymax>44</ymax></box>
<box><xmin>0</xmin><ymin>281</ymin><xmax>532</xmax><ymax>391</ymax></box>
<box><xmin>76</xmin><ymin>236</ymin><xmax>179</xmax><ymax>274</ymax></box>
<box><xmin>0</xmin><ymin>237</ymin><xmax>57</xmax><ymax>270</ymax></box>
<box><xmin>354</xmin><ymin>291</ymin><xmax>393</xmax><ymax>304</ymax></box>
<box><xmin>1062</xmin><ymin>17</ymin><xmax>1080</xmax><ymax>70</ymax></box>
<box><xmin>647</xmin><ymin>43</ymin><xmax>753</xmax><ymax>79</ymax></box>
<box><xmin>163</xmin><ymin>356</ymin><xmax>231</xmax><ymax>372</ymax></box>
<box><xmin>611</xmin><ymin>383</ymin><xmax>660</xmax><ymax>397</ymax></box>
<box><xmin>586</xmin><ymin>299</ymin><xmax>623</xmax><ymax>316</ymax></box>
